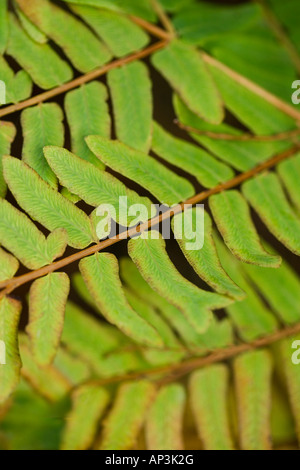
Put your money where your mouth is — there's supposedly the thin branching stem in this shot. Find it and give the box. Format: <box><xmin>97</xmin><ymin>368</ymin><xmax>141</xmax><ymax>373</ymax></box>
<box><xmin>202</xmin><ymin>52</ymin><xmax>300</xmax><ymax>122</ymax></box>
<box><xmin>149</xmin><ymin>0</ymin><xmax>177</xmax><ymax>37</ymax></box>
<box><xmin>81</xmin><ymin>321</ymin><xmax>300</xmax><ymax>388</ymax></box>
<box><xmin>0</xmin><ymin>40</ymin><xmax>168</xmax><ymax>118</ymax></box>
<box><xmin>0</xmin><ymin>144</ymin><xmax>298</xmax><ymax>299</ymax></box>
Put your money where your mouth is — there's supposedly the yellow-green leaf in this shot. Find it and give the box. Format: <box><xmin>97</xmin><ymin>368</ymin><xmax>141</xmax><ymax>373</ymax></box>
<box><xmin>65</xmin><ymin>82</ymin><xmax>110</xmax><ymax>169</ymax></box>
<box><xmin>151</xmin><ymin>39</ymin><xmax>223</xmax><ymax>124</ymax></box>
<box><xmin>21</xmin><ymin>103</ymin><xmax>64</xmax><ymax>188</ymax></box>
<box><xmin>108</xmin><ymin>61</ymin><xmax>153</xmax><ymax>152</ymax></box>
<box><xmin>16</xmin><ymin>0</ymin><xmax>112</xmax><ymax>73</ymax></box>
<box><xmin>3</xmin><ymin>156</ymin><xmax>95</xmax><ymax>249</ymax></box>
<box><xmin>189</xmin><ymin>365</ymin><xmax>235</xmax><ymax>450</ymax></box>
<box><xmin>146</xmin><ymin>384</ymin><xmax>186</xmax><ymax>450</ymax></box>
<box><xmin>61</xmin><ymin>385</ymin><xmax>110</xmax><ymax>450</ymax></box>
<box><xmin>79</xmin><ymin>253</ymin><xmax>164</xmax><ymax>348</ymax></box>
<box><xmin>242</xmin><ymin>172</ymin><xmax>300</xmax><ymax>256</ymax></box>
<box><xmin>128</xmin><ymin>232</ymin><xmax>232</xmax><ymax>334</ymax></box>
<box><xmin>210</xmin><ymin>190</ymin><xmax>281</xmax><ymax>267</ymax></box>
<box><xmin>234</xmin><ymin>350</ymin><xmax>273</xmax><ymax>450</ymax></box>
<box><xmin>0</xmin><ymin>297</ymin><xmax>22</xmax><ymax>403</ymax></box>
<box><xmin>27</xmin><ymin>273</ymin><xmax>70</xmax><ymax>366</ymax></box>
<box><xmin>86</xmin><ymin>136</ymin><xmax>195</xmax><ymax>205</ymax></box>
<box><xmin>99</xmin><ymin>381</ymin><xmax>156</xmax><ymax>450</ymax></box>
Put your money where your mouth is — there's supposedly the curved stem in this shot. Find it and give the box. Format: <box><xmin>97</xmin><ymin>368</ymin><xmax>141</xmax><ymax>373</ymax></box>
<box><xmin>0</xmin><ymin>40</ymin><xmax>168</xmax><ymax>118</ymax></box>
<box><xmin>82</xmin><ymin>321</ymin><xmax>300</xmax><ymax>387</ymax></box>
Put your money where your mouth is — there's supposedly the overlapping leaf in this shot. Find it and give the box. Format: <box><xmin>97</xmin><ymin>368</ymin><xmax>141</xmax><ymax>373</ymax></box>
<box><xmin>86</xmin><ymin>136</ymin><xmax>194</xmax><ymax>205</ymax></box>
<box><xmin>3</xmin><ymin>156</ymin><xmax>95</xmax><ymax>249</ymax></box>
<box><xmin>128</xmin><ymin>231</ymin><xmax>232</xmax><ymax>334</ymax></box>
<box><xmin>16</xmin><ymin>0</ymin><xmax>112</xmax><ymax>73</ymax></box>
<box><xmin>151</xmin><ymin>39</ymin><xmax>224</xmax><ymax>124</ymax></box>
<box><xmin>79</xmin><ymin>253</ymin><xmax>163</xmax><ymax>348</ymax></box>
<box><xmin>44</xmin><ymin>146</ymin><xmax>152</xmax><ymax>227</ymax></box>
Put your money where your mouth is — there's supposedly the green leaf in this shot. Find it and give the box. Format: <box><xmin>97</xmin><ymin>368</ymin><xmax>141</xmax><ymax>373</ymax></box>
<box><xmin>16</xmin><ymin>0</ymin><xmax>112</xmax><ymax>73</ymax></box>
<box><xmin>172</xmin><ymin>208</ymin><xmax>244</xmax><ymax>300</ymax></box>
<box><xmin>215</xmin><ymin>237</ymin><xmax>279</xmax><ymax>342</ymax></box>
<box><xmin>120</xmin><ymin>257</ymin><xmax>214</xmax><ymax>350</ymax></box>
<box><xmin>234</xmin><ymin>350</ymin><xmax>273</xmax><ymax>450</ymax></box>
<box><xmin>209</xmin><ymin>190</ymin><xmax>281</xmax><ymax>267</ymax></box>
<box><xmin>61</xmin><ymin>0</ymin><xmax>157</xmax><ymax>21</ymax></box>
<box><xmin>99</xmin><ymin>381</ymin><xmax>156</xmax><ymax>450</ymax></box>
<box><xmin>3</xmin><ymin>156</ymin><xmax>95</xmax><ymax>249</ymax></box>
<box><xmin>79</xmin><ymin>253</ymin><xmax>164</xmax><ymax>348</ymax></box>
<box><xmin>173</xmin><ymin>94</ymin><xmax>276</xmax><ymax>172</ymax></box>
<box><xmin>0</xmin><ymin>297</ymin><xmax>22</xmax><ymax>403</ymax></box>
<box><xmin>125</xmin><ymin>288</ymin><xmax>185</xmax><ymax>366</ymax></box>
<box><xmin>152</xmin><ymin>122</ymin><xmax>234</xmax><ymax>187</ymax></box>
<box><xmin>108</xmin><ymin>61</ymin><xmax>153</xmax><ymax>153</ymax></box>
<box><xmin>0</xmin><ymin>0</ymin><xmax>8</xmax><ymax>53</ymax></box>
<box><xmin>211</xmin><ymin>33</ymin><xmax>296</xmax><ymax>103</ymax></box>
<box><xmin>268</xmin><ymin>0</ymin><xmax>300</xmax><ymax>54</ymax></box>
<box><xmin>65</xmin><ymin>82</ymin><xmax>110</xmax><ymax>169</ymax></box>
<box><xmin>61</xmin><ymin>385</ymin><xmax>110</xmax><ymax>450</ymax></box>
<box><xmin>173</xmin><ymin>2</ymin><xmax>260</xmax><ymax>45</ymax></box>
<box><xmin>19</xmin><ymin>335</ymin><xmax>71</xmax><ymax>402</ymax></box>
<box><xmin>0</xmin><ymin>199</ymin><xmax>67</xmax><ymax>269</ymax></box>
<box><xmin>146</xmin><ymin>384</ymin><xmax>186</xmax><ymax>450</ymax></box>
<box><xmin>242</xmin><ymin>172</ymin><xmax>300</xmax><ymax>256</ymax></box>
<box><xmin>0</xmin><ymin>248</ymin><xmax>19</xmax><ymax>282</ymax></box>
<box><xmin>53</xmin><ymin>348</ymin><xmax>91</xmax><ymax>385</ymax></box>
<box><xmin>44</xmin><ymin>145</ymin><xmax>152</xmax><ymax>227</ymax></box>
<box><xmin>7</xmin><ymin>13</ymin><xmax>73</xmax><ymax>90</ymax></box>
<box><xmin>0</xmin><ymin>121</ymin><xmax>16</xmax><ymax>198</ymax></box>
<box><xmin>277</xmin><ymin>152</ymin><xmax>300</xmax><ymax>212</ymax></box>
<box><xmin>71</xmin><ymin>5</ymin><xmax>149</xmax><ymax>58</ymax></box>
<box><xmin>128</xmin><ymin>232</ymin><xmax>232</xmax><ymax>334</ymax></box>
<box><xmin>209</xmin><ymin>59</ymin><xmax>296</xmax><ymax>138</ymax></box>
<box><xmin>242</xmin><ymin>253</ymin><xmax>300</xmax><ymax>325</ymax></box>
<box><xmin>21</xmin><ymin>103</ymin><xmax>64</xmax><ymax>188</ymax></box>
<box><xmin>14</xmin><ymin>3</ymin><xmax>48</xmax><ymax>44</ymax></box>
<box><xmin>62</xmin><ymin>301</ymin><xmax>124</xmax><ymax>374</ymax></box>
<box><xmin>189</xmin><ymin>365</ymin><xmax>235</xmax><ymax>450</ymax></box>
<box><xmin>0</xmin><ymin>56</ymin><xmax>32</xmax><ymax>104</ymax></box>
<box><xmin>27</xmin><ymin>273</ymin><xmax>70</xmax><ymax>366</ymax></box>
<box><xmin>159</xmin><ymin>0</ymin><xmax>195</xmax><ymax>13</ymax></box>
<box><xmin>121</xmin><ymin>254</ymin><xmax>234</xmax><ymax>353</ymax></box>
<box><xmin>151</xmin><ymin>39</ymin><xmax>224</xmax><ymax>124</ymax></box>
<box><xmin>86</xmin><ymin>136</ymin><xmax>195</xmax><ymax>205</ymax></box>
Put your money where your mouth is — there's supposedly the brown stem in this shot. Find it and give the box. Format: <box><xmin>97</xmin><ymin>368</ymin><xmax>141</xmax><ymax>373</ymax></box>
<box><xmin>175</xmin><ymin>120</ymin><xmax>300</xmax><ymax>141</ymax></box>
<box><xmin>130</xmin><ymin>13</ymin><xmax>173</xmax><ymax>40</ymax></box>
<box><xmin>149</xmin><ymin>0</ymin><xmax>176</xmax><ymax>37</ymax></box>
<box><xmin>0</xmin><ymin>144</ymin><xmax>298</xmax><ymax>298</ymax></box>
<box><xmin>202</xmin><ymin>52</ymin><xmax>300</xmax><ymax>122</ymax></box>
<box><xmin>83</xmin><ymin>322</ymin><xmax>300</xmax><ymax>387</ymax></box>
<box><xmin>0</xmin><ymin>40</ymin><xmax>168</xmax><ymax>118</ymax></box>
